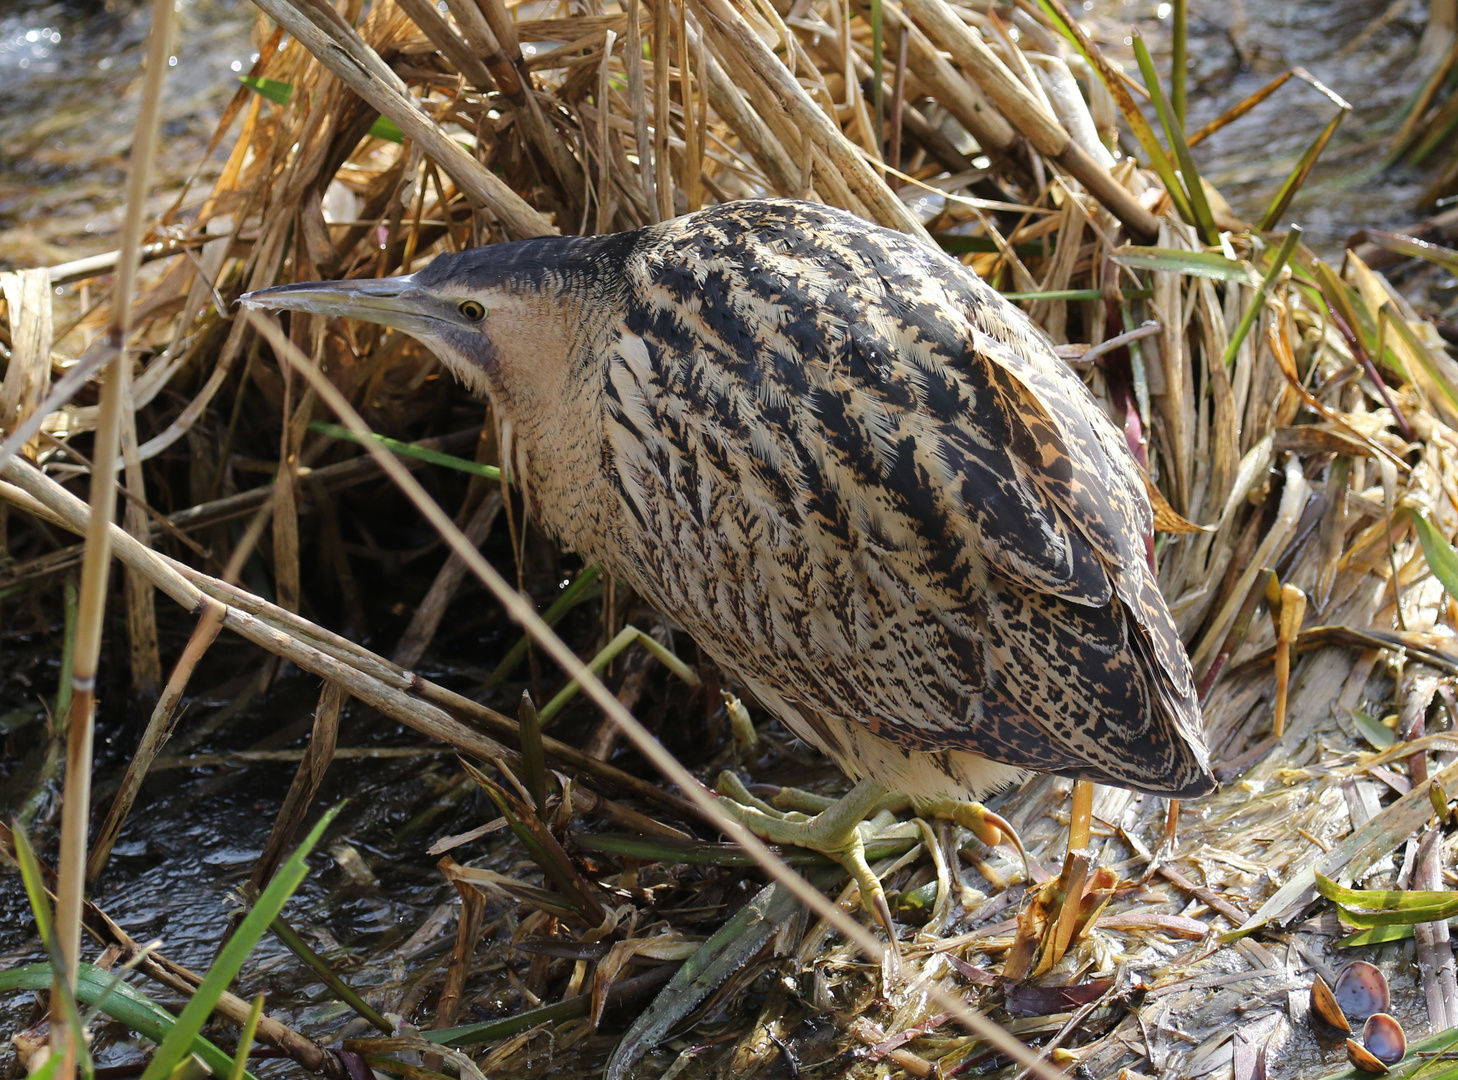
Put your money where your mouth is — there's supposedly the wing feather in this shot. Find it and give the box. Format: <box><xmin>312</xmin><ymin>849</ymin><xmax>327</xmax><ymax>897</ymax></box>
<box><xmin>601</xmin><ymin>200</ymin><xmax>1210</xmax><ymax>796</ymax></box>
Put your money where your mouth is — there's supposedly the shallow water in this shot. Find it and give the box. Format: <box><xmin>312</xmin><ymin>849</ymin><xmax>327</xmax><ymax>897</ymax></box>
<box><xmin>1096</xmin><ymin>0</ymin><xmax>1439</xmax><ymax>252</ymax></box>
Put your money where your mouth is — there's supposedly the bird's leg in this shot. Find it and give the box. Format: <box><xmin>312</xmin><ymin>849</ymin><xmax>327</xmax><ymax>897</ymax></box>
<box><xmin>1042</xmin><ymin>779</ymin><xmax>1096</xmax><ymax>967</ymax></box>
<box><xmin>714</xmin><ymin>772</ymin><xmax>899</xmax><ymax>942</ymax></box>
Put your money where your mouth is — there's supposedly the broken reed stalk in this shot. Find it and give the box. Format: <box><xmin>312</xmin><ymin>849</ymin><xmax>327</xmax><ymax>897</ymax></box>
<box><xmin>239</xmin><ymin>310</ymin><xmax>1063</xmax><ymax>1080</ymax></box>
<box><xmin>50</xmin><ymin>0</ymin><xmax>173</xmax><ymax>1069</ymax></box>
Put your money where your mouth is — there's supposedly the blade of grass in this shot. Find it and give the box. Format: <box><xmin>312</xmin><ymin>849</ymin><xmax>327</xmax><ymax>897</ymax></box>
<box><xmin>1258</xmin><ymin>105</ymin><xmax>1348</xmax><ymax>230</ymax></box>
<box><xmin>1381</xmin><ymin>300</ymin><xmax>1458</xmax><ymax>419</ymax></box>
<box><xmin>1363</xmin><ymin>231</ymin><xmax>1458</xmax><ymax>275</ymax></box>
<box><xmin>1132</xmin><ymin>29</ymin><xmax>1217</xmax><ymax>243</ymax></box>
<box><xmin>307</xmin><ymin>422</ymin><xmax>501</xmax><ymax>478</ymax></box>
<box><xmin>1336</xmin><ymin>923</ymin><xmax>1416</xmax><ymax>947</ymax></box>
<box><xmin>1222</xmin><ymin>225</ymin><xmax>1303</xmax><ymax>367</ymax></box>
<box><xmin>1171</xmin><ymin>0</ymin><xmax>1187</xmax><ymax>129</ymax></box>
<box><xmin>604</xmin><ymin>876</ymin><xmax>828</xmax><ymax>1080</ymax></box>
<box><xmin>1415</xmin><ymin>512</ymin><xmax>1458</xmax><ymax>602</ymax></box>
<box><xmin>458</xmin><ymin>760</ymin><xmax>607</xmax><ymax>925</ymax></box>
<box><xmin>0</xmin><ymin>964</ymin><xmax>259</xmax><ymax>1080</ymax></box>
<box><xmin>536</xmin><ymin>625</ymin><xmax>699</xmax><ymax>723</ymax></box>
<box><xmin>228</xmin><ymin>995</ymin><xmax>265</xmax><ymax>1080</ymax></box>
<box><xmin>1112</xmin><ymin>246</ymin><xmax>1260</xmax><ymax>282</ymax></box>
<box><xmin>1317</xmin><ymin>872</ymin><xmax>1458</xmax><ymax>923</ymax></box>
<box><xmin>136</xmin><ymin>806</ymin><xmax>341</xmax><ymax>1080</ymax></box>
<box><xmin>13</xmin><ymin>826</ymin><xmax>93</xmax><ymax>1080</ymax></box>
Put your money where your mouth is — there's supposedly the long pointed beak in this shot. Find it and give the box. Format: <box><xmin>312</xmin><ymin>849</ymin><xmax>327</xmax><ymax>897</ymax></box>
<box><xmin>240</xmin><ymin>275</ymin><xmax>452</xmax><ymax>337</ymax></box>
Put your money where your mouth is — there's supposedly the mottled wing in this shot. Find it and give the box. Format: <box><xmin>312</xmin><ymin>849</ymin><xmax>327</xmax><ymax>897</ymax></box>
<box><xmin>601</xmin><ymin>201</ymin><xmax>1210</xmax><ymax>797</ymax></box>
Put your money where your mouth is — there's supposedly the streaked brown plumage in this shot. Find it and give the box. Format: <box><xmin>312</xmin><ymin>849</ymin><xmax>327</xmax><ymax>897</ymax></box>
<box><xmin>244</xmin><ymin>199</ymin><xmax>1214</xmax><ymax>818</ymax></box>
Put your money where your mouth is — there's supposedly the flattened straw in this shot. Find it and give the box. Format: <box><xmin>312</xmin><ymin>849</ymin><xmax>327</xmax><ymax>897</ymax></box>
<box><xmin>241</xmin><ymin>309</ymin><xmax>1061</xmax><ymax>1080</ymax></box>
<box><xmin>52</xmin><ymin>0</ymin><xmax>174</xmax><ymax>1070</ymax></box>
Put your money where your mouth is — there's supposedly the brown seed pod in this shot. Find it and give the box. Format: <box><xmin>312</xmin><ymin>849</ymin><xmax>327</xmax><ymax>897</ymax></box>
<box><xmin>1347</xmin><ymin>1037</ymin><xmax>1390</xmax><ymax>1074</ymax></box>
<box><xmin>1362</xmin><ymin>1014</ymin><xmax>1406</xmax><ymax>1065</ymax></box>
<box><xmin>1311</xmin><ymin>973</ymin><xmax>1352</xmax><ymax>1032</ymax></box>
<box><xmin>1335</xmin><ymin>961</ymin><xmax>1390</xmax><ymax>1022</ymax></box>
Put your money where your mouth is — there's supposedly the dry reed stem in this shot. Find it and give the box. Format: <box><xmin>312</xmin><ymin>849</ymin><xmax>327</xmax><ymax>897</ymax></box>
<box><xmin>49</xmin><ymin>0</ymin><xmax>174</xmax><ymax>1068</ymax></box>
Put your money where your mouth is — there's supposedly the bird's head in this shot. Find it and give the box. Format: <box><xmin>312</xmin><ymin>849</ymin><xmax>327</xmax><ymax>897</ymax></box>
<box><xmin>239</xmin><ymin>232</ymin><xmax>635</xmax><ymax>420</ymax></box>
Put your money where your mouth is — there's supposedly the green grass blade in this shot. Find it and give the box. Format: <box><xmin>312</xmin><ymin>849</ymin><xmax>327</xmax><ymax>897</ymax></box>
<box><xmin>604</xmin><ymin>877</ymin><xmax>834</xmax><ymax>1080</ymax></box>
<box><xmin>1171</xmin><ymin>0</ymin><xmax>1187</xmax><ymax>129</ymax></box>
<box><xmin>307</xmin><ymin>422</ymin><xmax>501</xmax><ymax>479</ymax></box>
<box><xmin>137</xmin><ymin>806</ymin><xmax>342</xmax><ymax>1080</ymax></box>
<box><xmin>1132</xmin><ymin>29</ymin><xmax>1217</xmax><ymax>243</ymax></box>
<box><xmin>1415</xmin><ymin>512</ymin><xmax>1458</xmax><ymax>602</ymax></box>
<box><xmin>1111</xmin><ymin>246</ymin><xmax>1259</xmax><ymax>282</ymax></box>
<box><xmin>1000</xmin><ymin>287</ymin><xmax>1152</xmax><ymax>302</ymax></box>
<box><xmin>537</xmin><ymin>625</ymin><xmax>697</xmax><ymax>724</ymax></box>
<box><xmin>12</xmin><ymin>824</ymin><xmax>93</xmax><ymax>1079</ymax></box>
<box><xmin>1381</xmin><ymin>300</ymin><xmax>1458</xmax><ymax>416</ymax></box>
<box><xmin>229</xmin><ymin>995</ymin><xmax>265</xmax><ymax>1080</ymax></box>
<box><xmin>0</xmin><ymin>964</ymin><xmax>259</xmax><ymax>1080</ymax></box>
<box><xmin>1316</xmin><ymin>872</ymin><xmax>1458</xmax><ymax>913</ymax></box>
<box><xmin>1221</xmin><ymin>226</ymin><xmax>1302</xmax><ymax>367</ymax></box>
<box><xmin>1336</xmin><ymin>923</ymin><xmax>1415</xmax><ymax>948</ymax></box>
<box><xmin>1258</xmin><ymin>106</ymin><xmax>1347</xmax><ymax>230</ymax></box>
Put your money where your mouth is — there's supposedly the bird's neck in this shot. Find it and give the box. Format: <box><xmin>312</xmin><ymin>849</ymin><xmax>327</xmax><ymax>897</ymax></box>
<box><xmin>491</xmin><ymin>296</ymin><xmax>622</xmax><ymax>562</ymax></box>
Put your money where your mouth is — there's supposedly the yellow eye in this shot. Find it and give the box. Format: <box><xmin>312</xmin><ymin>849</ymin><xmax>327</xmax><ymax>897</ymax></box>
<box><xmin>458</xmin><ymin>300</ymin><xmax>486</xmax><ymax>321</ymax></box>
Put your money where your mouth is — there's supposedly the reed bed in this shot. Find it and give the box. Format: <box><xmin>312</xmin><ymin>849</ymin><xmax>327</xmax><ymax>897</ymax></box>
<box><xmin>3</xmin><ymin>0</ymin><xmax>1458</xmax><ymax>1077</ymax></box>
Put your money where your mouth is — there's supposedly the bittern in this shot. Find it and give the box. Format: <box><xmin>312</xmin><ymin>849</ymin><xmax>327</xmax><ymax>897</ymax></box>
<box><xmin>243</xmin><ymin>199</ymin><xmax>1214</xmax><ymax>931</ymax></box>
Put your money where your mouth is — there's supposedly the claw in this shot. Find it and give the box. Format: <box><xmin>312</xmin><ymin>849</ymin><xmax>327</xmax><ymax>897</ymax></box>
<box><xmin>948</xmin><ymin>802</ymin><xmax>1030</xmax><ymax>882</ymax></box>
